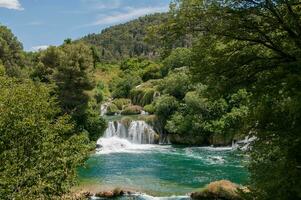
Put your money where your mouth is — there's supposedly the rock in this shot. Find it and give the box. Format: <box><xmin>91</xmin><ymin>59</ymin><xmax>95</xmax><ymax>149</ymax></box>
<box><xmin>191</xmin><ymin>180</ymin><xmax>245</xmax><ymax>200</ymax></box>
<box><xmin>96</xmin><ymin>144</ymin><xmax>102</xmax><ymax>149</ymax></box>
<box><xmin>95</xmin><ymin>188</ymin><xmax>125</xmax><ymax>198</ymax></box>
<box><xmin>113</xmin><ymin>187</ymin><xmax>124</xmax><ymax>196</ymax></box>
<box><xmin>95</xmin><ymin>191</ymin><xmax>114</xmax><ymax>198</ymax></box>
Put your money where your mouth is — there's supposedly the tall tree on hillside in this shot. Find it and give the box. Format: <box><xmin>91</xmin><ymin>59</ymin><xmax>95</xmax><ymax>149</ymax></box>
<box><xmin>31</xmin><ymin>42</ymin><xmax>105</xmax><ymax>140</ymax></box>
<box><xmin>0</xmin><ymin>25</ymin><xmax>24</xmax><ymax>77</ymax></box>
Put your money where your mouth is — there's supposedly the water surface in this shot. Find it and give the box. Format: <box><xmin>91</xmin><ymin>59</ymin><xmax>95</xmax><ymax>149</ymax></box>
<box><xmin>78</xmin><ymin>143</ymin><xmax>248</xmax><ymax>197</ymax></box>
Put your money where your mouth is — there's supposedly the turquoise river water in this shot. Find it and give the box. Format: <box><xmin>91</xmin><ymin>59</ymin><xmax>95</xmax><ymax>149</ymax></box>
<box><xmin>78</xmin><ymin>142</ymin><xmax>248</xmax><ymax>199</ymax></box>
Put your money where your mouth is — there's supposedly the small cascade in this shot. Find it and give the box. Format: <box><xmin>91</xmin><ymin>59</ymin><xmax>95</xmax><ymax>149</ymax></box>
<box><xmin>232</xmin><ymin>136</ymin><xmax>256</xmax><ymax>151</ymax></box>
<box><xmin>100</xmin><ymin>103</ymin><xmax>108</xmax><ymax>116</ymax></box>
<box><xmin>98</xmin><ymin>120</ymin><xmax>158</xmax><ymax>145</ymax></box>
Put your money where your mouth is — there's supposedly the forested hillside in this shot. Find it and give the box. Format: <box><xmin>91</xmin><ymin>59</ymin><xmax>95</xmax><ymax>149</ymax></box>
<box><xmin>80</xmin><ymin>13</ymin><xmax>191</xmax><ymax>62</ymax></box>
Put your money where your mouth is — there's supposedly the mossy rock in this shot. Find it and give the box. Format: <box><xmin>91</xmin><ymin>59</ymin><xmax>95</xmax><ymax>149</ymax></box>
<box><xmin>106</xmin><ymin>103</ymin><xmax>119</xmax><ymax>115</ymax></box>
<box><xmin>191</xmin><ymin>180</ymin><xmax>245</xmax><ymax>200</ymax></box>
<box><xmin>121</xmin><ymin>105</ymin><xmax>142</xmax><ymax>115</ymax></box>
<box><xmin>130</xmin><ymin>88</ymin><xmax>155</xmax><ymax>106</ymax></box>
<box><xmin>112</xmin><ymin>98</ymin><xmax>131</xmax><ymax>110</ymax></box>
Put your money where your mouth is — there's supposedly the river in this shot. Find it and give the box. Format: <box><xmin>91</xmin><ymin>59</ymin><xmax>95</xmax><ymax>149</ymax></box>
<box><xmin>77</xmin><ymin>120</ymin><xmax>248</xmax><ymax>199</ymax></box>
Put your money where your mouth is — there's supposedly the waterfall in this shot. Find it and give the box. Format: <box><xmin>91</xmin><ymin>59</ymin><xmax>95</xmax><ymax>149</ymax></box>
<box><xmin>96</xmin><ymin>120</ymin><xmax>158</xmax><ymax>153</ymax></box>
<box><xmin>101</xmin><ymin>120</ymin><xmax>158</xmax><ymax>144</ymax></box>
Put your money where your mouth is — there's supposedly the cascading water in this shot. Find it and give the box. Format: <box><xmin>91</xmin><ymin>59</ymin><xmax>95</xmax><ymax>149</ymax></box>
<box><xmin>96</xmin><ymin>120</ymin><xmax>158</xmax><ymax>153</ymax></box>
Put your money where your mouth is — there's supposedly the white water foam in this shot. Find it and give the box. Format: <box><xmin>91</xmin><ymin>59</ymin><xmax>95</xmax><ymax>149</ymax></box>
<box><xmin>96</xmin><ymin>136</ymin><xmax>158</xmax><ymax>154</ymax></box>
<box><xmin>96</xmin><ymin>120</ymin><xmax>159</xmax><ymax>154</ymax></box>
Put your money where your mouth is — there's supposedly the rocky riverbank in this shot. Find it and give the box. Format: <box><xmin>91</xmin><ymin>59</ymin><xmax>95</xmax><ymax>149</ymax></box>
<box><xmin>67</xmin><ymin>180</ymin><xmax>248</xmax><ymax>200</ymax></box>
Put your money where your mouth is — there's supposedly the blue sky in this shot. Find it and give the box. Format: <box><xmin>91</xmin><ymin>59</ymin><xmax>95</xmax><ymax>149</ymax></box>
<box><xmin>0</xmin><ymin>0</ymin><xmax>171</xmax><ymax>51</ymax></box>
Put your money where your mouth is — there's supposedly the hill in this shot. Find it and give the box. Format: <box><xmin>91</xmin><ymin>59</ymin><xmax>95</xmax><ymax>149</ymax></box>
<box><xmin>80</xmin><ymin>13</ymin><xmax>168</xmax><ymax>62</ymax></box>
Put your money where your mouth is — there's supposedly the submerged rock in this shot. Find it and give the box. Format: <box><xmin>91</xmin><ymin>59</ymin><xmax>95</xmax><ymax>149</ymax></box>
<box><xmin>191</xmin><ymin>180</ymin><xmax>247</xmax><ymax>200</ymax></box>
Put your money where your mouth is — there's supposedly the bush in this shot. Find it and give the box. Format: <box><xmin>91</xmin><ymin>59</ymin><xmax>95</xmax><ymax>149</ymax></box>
<box><xmin>130</xmin><ymin>87</ymin><xmax>156</xmax><ymax>106</ymax></box>
<box><xmin>84</xmin><ymin>100</ymin><xmax>107</xmax><ymax>141</ymax></box>
<box><xmin>162</xmin><ymin>48</ymin><xmax>192</xmax><ymax>76</ymax></box>
<box><xmin>112</xmin><ymin>98</ymin><xmax>131</xmax><ymax>110</ymax></box>
<box><xmin>110</xmin><ymin>74</ymin><xmax>142</xmax><ymax>98</ymax></box>
<box><xmin>106</xmin><ymin>103</ymin><xmax>119</xmax><ymax>115</ymax></box>
<box><xmin>158</xmin><ymin>69</ymin><xmax>192</xmax><ymax>99</ymax></box>
<box><xmin>142</xmin><ymin>63</ymin><xmax>163</xmax><ymax>81</ymax></box>
<box><xmin>121</xmin><ymin>105</ymin><xmax>142</xmax><ymax>115</ymax></box>
<box><xmin>144</xmin><ymin>104</ymin><xmax>155</xmax><ymax>114</ymax></box>
<box><xmin>155</xmin><ymin>95</ymin><xmax>179</xmax><ymax>122</ymax></box>
<box><xmin>94</xmin><ymin>90</ymin><xmax>104</xmax><ymax>103</ymax></box>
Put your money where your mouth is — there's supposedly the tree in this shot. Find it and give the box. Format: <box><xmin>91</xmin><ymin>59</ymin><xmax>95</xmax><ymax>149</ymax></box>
<box><xmin>161</xmin><ymin>48</ymin><xmax>192</xmax><ymax>76</ymax></box>
<box><xmin>0</xmin><ymin>77</ymin><xmax>92</xmax><ymax>199</ymax></box>
<box><xmin>53</xmin><ymin>42</ymin><xmax>95</xmax><ymax>124</ymax></box>
<box><xmin>0</xmin><ymin>25</ymin><xmax>24</xmax><ymax>77</ymax></box>
<box><xmin>164</xmin><ymin>0</ymin><xmax>301</xmax><ymax>199</ymax></box>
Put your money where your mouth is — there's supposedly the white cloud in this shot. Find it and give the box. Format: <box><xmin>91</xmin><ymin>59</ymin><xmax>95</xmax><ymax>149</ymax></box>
<box><xmin>82</xmin><ymin>0</ymin><xmax>121</xmax><ymax>10</ymax></box>
<box><xmin>0</xmin><ymin>0</ymin><xmax>23</xmax><ymax>10</ymax></box>
<box><xmin>31</xmin><ymin>45</ymin><xmax>49</xmax><ymax>52</ymax></box>
<box><xmin>90</xmin><ymin>6</ymin><xmax>168</xmax><ymax>26</ymax></box>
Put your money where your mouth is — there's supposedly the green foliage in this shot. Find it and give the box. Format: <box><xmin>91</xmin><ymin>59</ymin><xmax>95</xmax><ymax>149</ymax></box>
<box><xmin>0</xmin><ymin>25</ymin><xmax>25</xmax><ymax>77</ymax></box>
<box><xmin>121</xmin><ymin>105</ymin><xmax>142</xmax><ymax>115</ymax></box>
<box><xmin>144</xmin><ymin>104</ymin><xmax>156</xmax><ymax>114</ymax></box>
<box><xmin>0</xmin><ymin>77</ymin><xmax>92</xmax><ymax>199</ymax></box>
<box><xmin>166</xmin><ymin>0</ymin><xmax>301</xmax><ymax>198</ymax></box>
<box><xmin>162</xmin><ymin>48</ymin><xmax>192</xmax><ymax>76</ymax></box>
<box><xmin>130</xmin><ymin>87</ymin><xmax>156</xmax><ymax>106</ymax></box>
<box><xmin>110</xmin><ymin>73</ymin><xmax>142</xmax><ymax>98</ymax></box>
<box><xmin>155</xmin><ymin>95</ymin><xmax>179</xmax><ymax>123</ymax></box>
<box><xmin>83</xmin><ymin>100</ymin><xmax>107</xmax><ymax>141</ymax></box>
<box><xmin>0</xmin><ymin>64</ymin><xmax>5</xmax><ymax>76</ymax></box>
<box><xmin>94</xmin><ymin>81</ymin><xmax>105</xmax><ymax>103</ymax></box>
<box><xmin>31</xmin><ymin>42</ymin><xmax>102</xmax><ymax>137</ymax></box>
<box><xmin>166</xmin><ymin>87</ymin><xmax>250</xmax><ymax>146</ymax></box>
<box><xmin>80</xmin><ymin>13</ymin><xmax>168</xmax><ymax>61</ymax></box>
<box><xmin>106</xmin><ymin>103</ymin><xmax>119</xmax><ymax>115</ymax></box>
<box><xmin>158</xmin><ymin>68</ymin><xmax>192</xmax><ymax>99</ymax></box>
<box><xmin>141</xmin><ymin>63</ymin><xmax>163</xmax><ymax>81</ymax></box>
<box><xmin>112</xmin><ymin>98</ymin><xmax>131</xmax><ymax>110</ymax></box>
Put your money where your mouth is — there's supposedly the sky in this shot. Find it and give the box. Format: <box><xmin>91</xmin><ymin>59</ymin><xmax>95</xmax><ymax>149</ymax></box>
<box><xmin>0</xmin><ymin>0</ymin><xmax>171</xmax><ymax>51</ymax></box>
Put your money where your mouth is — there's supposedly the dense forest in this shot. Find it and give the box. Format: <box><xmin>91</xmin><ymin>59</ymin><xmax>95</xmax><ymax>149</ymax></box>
<box><xmin>1</xmin><ymin>0</ymin><xmax>301</xmax><ymax>199</ymax></box>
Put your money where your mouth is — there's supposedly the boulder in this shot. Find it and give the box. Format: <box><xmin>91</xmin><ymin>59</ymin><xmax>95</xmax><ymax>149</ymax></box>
<box><xmin>95</xmin><ymin>188</ymin><xmax>125</xmax><ymax>198</ymax></box>
<box><xmin>95</xmin><ymin>191</ymin><xmax>114</xmax><ymax>198</ymax></box>
<box><xmin>191</xmin><ymin>180</ymin><xmax>245</xmax><ymax>200</ymax></box>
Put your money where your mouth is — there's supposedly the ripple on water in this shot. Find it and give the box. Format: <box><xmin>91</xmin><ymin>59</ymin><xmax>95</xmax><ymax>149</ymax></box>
<box><xmin>78</xmin><ymin>143</ymin><xmax>249</xmax><ymax>197</ymax></box>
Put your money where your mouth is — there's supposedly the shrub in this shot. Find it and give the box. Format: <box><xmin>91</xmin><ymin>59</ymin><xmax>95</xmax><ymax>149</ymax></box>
<box><xmin>106</xmin><ymin>103</ymin><xmax>119</xmax><ymax>115</ymax></box>
<box><xmin>155</xmin><ymin>95</ymin><xmax>179</xmax><ymax>121</ymax></box>
<box><xmin>130</xmin><ymin>87</ymin><xmax>155</xmax><ymax>106</ymax></box>
<box><xmin>144</xmin><ymin>104</ymin><xmax>155</xmax><ymax>114</ymax></box>
<box><xmin>112</xmin><ymin>98</ymin><xmax>131</xmax><ymax>110</ymax></box>
<box><xmin>121</xmin><ymin>105</ymin><xmax>142</xmax><ymax>115</ymax></box>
